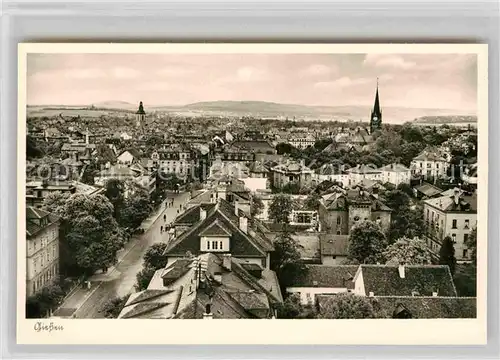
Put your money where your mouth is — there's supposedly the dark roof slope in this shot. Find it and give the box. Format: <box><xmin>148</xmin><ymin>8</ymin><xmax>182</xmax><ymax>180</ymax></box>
<box><xmin>174</xmin><ymin>203</ymin><xmax>216</xmax><ymax>225</ymax></box>
<box><xmin>319</xmin><ymin>234</ymin><xmax>349</xmax><ymax>256</ymax></box>
<box><xmin>291</xmin><ymin>265</ymin><xmax>359</xmax><ymax>288</ymax></box>
<box><xmin>360</xmin><ymin>265</ymin><xmax>457</xmax><ymax>297</ymax></box>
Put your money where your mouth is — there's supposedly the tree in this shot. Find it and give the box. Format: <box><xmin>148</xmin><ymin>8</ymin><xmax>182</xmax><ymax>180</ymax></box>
<box><xmin>383</xmin><ymin>237</ymin><xmax>432</xmax><ymax>265</ymax></box>
<box><xmin>100</xmin><ymin>294</ymin><xmax>130</xmax><ymax>318</ymax></box>
<box><xmin>41</xmin><ymin>191</ymin><xmax>71</xmax><ymax>216</ymax></box>
<box><xmin>270</xmin><ymin>228</ymin><xmax>305</xmax><ymax>290</ymax></box>
<box><xmin>143</xmin><ymin>243</ymin><xmax>168</xmax><ymax>270</ymax></box>
<box><xmin>348</xmin><ymin>221</ymin><xmax>387</xmax><ymax>264</ymax></box>
<box><xmin>453</xmin><ymin>264</ymin><xmax>477</xmax><ymax>297</ymax></box>
<box><xmin>250</xmin><ymin>195</ymin><xmax>264</xmax><ymax>218</ymax></box>
<box><xmin>439</xmin><ymin>236</ymin><xmax>457</xmax><ymax>275</ymax></box>
<box><xmin>269</xmin><ymin>194</ymin><xmax>295</xmax><ymax>224</ymax></box>
<box><xmin>104</xmin><ymin>178</ymin><xmax>126</xmax><ymax>219</ymax></box>
<box><xmin>317</xmin><ymin>293</ymin><xmax>377</xmax><ymax>319</ymax></box>
<box><xmin>304</xmin><ymin>192</ymin><xmax>321</xmax><ymax>211</ymax></box>
<box><xmin>26</xmin><ymin>283</ymin><xmax>65</xmax><ymax>318</ymax></box>
<box><xmin>135</xmin><ymin>266</ymin><xmax>156</xmax><ymax>291</ymax></box>
<box><xmin>120</xmin><ymin>187</ymin><xmax>152</xmax><ymax>229</ymax></box>
<box><xmin>63</xmin><ymin>194</ymin><xmax>124</xmax><ymax>275</ymax></box>
<box><xmin>163</xmin><ymin>173</ymin><xmax>182</xmax><ymax>191</ymax></box>
<box><xmin>276</xmin><ymin>293</ymin><xmax>316</xmax><ymax>319</ymax></box>
<box><xmin>465</xmin><ymin>227</ymin><xmax>477</xmax><ymax>263</ymax></box>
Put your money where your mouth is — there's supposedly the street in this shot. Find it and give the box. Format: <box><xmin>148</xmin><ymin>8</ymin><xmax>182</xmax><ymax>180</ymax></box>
<box><xmin>55</xmin><ymin>191</ymin><xmax>191</xmax><ymax>319</ymax></box>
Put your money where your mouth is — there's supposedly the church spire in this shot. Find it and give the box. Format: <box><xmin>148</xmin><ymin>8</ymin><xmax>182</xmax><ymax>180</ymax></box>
<box><xmin>370</xmin><ymin>78</ymin><xmax>382</xmax><ymax>134</ymax></box>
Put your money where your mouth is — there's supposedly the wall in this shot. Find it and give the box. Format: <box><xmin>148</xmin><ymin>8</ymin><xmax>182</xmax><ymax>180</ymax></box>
<box><xmin>286</xmin><ymin>287</ymin><xmax>349</xmax><ymax>305</ymax></box>
<box><xmin>240</xmin><ymin>177</ymin><xmax>268</xmax><ymax>192</ymax></box>
<box><xmin>318</xmin><ymin>204</ymin><xmax>348</xmax><ymax>235</ymax></box>
<box><xmin>371</xmin><ymin>211</ymin><xmax>391</xmax><ymax>233</ymax></box>
<box><xmin>348</xmin><ymin>205</ymin><xmax>372</xmax><ymax>230</ymax></box>
<box><xmin>200</xmin><ymin>236</ymin><xmax>230</xmax><ymax>252</ymax></box>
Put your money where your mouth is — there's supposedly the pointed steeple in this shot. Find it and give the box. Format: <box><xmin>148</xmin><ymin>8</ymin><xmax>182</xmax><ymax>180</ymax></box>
<box><xmin>370</xmin><ymin>78</ymin><xmax>382</xmax><ymax>134</ymax></box>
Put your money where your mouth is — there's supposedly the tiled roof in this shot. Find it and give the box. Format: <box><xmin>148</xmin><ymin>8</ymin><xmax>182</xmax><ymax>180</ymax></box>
<box><xmin>161</xmin><ymin>259</ymin><xmax>193</xmax><ymax>285</ymax></box>
<box><xmin>26</xmin><ymin>207</ymin><xmax>60</xmax><ymax>237</ymax></box>
<box><xmin>424</xmin><ymin>193</ymin><xmax>477</xmax><ymax>212</ymax></box>
<box><xmin>166</xmin><ymin>199</ymin><xmax>273</xmax><ymax>257</ymax></box>
<box><xmin>199</xmin><ymin>220</ymin><xmax>232</xmax><ymax>236</ymax></box>
<box><xmin>413</xmin><ymin>149</ymin><xmax>447</xmax><ymax>162</ymax></box>
<box><xmin>374</xmin><ymin>296</ymin><xmax>476</xmax><ymax>319</ymax></box>
<box><xmin>249</xmin><ymin>161</ymin><xmax>269</xmax><ymax>173</ymax></box>
<box><xmin>415</xmin><ymin>182</ymin><xmax>443</xmax><ymax>197</ymax></box>
<box><xmin>359</xmin><ymin>265</ymin><xmax>457</xmax><ymax>297</ymax></box>
<box><xmin>290</xmin><ymin>265</ymin><xmax>359</xmax><ymax>288</ymax></box>
<box><xmin>174</xmin><ymin>203</ymin><xmax>216</xmax><ymax>224</ymax></box>
<box><xmin>346</xmin><ymin>164</ymin><xmax>381</xmax><ymax>174</ymax></box>
<box><xmin>319</xmin><ymin>234</ymin><xmax>349</xmax><ymax>256</ymax></box>
<box><xmin>380</xmin><ymin>163</ymin><xmax>410</xmax><ymax>173</ymax></box>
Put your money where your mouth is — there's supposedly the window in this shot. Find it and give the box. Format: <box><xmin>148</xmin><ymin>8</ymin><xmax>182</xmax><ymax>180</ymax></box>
<box><xmin>463</xmin><ymin>249</ymin><xmax>468</xmax><ymax>258</ymax></box>
<box><xmin>436</xmin><ymin>163</ymin><xmax>439</xmax><ymax>169</ymax></box>
<box><xmin>219</xmin><ymin>241</ymin><xmax>223</xmax><ymax>250</ymax></box>
<box><xmin>354</xmin><ymin>216</ymin><xmax>360</xmax><ymax>222</ymax></box>
<box><xmin>337</xmin><ymin>217</ymin><xmax>341</xmax><ymax>225</ymax></box>
<box><xmin>427</xmin><ymin>163</ymin><xmax>431</xmax><ymax>168</ymax></box>
<box><xmin>452</xmin><ymin>234</ymin><xmax>456</xmax><ymax>243</ymax></box>
<box><xmin>306</xmin><ymin>292</ymin><xmax>312</xmax><ymax>304</ymax></box>
<box><xmin>452</xmin><ymin>219</ymin><xmax>457</xmax><ymax>229</ymax></box>
<box><xmin>464</xmin><ymin>233</ymin><xmax>469</xmax><ymax>244</ymax></box>
<box><xmin>426</xmin><ymin>209</ymin><xmax>430</xmax><ymax>220</ymax></box>
<box><xmin>465</xmin><ymin>219</ymin><xmax>470</xmax><ymax>229</ymax></box>
<box><xmin>336</xmin><ymin>231</ymin><xmax>341</xmax><ymax>235</ymax></box>
<box><xmin>206</xmin><ymin>241</ymin><xmax>210</xmax><ymax>250</ymax></box>
<box><xmin>212</xmin><ymin>241</ymin><xmax>218</xmax><ymax>250</ymax></box>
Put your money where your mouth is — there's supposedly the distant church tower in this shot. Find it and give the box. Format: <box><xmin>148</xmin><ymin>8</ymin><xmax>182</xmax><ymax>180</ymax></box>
<box><xmin>370</xmin><ymin>79</ymin><xmax>382</xmax><ymax>134</ymax></box>
<box><xmin>136</xmin><ymin>101</ymin><xmax>146</xmax><ymax>128</ymax></box>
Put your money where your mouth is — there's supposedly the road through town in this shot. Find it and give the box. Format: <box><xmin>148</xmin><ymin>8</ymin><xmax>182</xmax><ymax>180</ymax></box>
<box><xmin>59</xmin><ymin>191</ymin><xmax>191</xmax><ymax>319</ymax></box>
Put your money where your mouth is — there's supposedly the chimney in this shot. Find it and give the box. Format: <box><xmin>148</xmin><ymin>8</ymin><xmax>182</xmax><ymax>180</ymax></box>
<box><xmin>453</xmin><ymin>188</ymin><xmax>460</xmax><ymax>205</ymax></box>
<box><xmin>398</xmin><ymin>264</ymin><xmax>405</xmax><ymax>279</ymax></box>
<box><xmin>432</xmin><ymin>291</ymin><xmax>438</xmax><ymax>297</ymax></box>
<box><xmin>234</xmin><ymin>201</ymin><xmax>239</xmax><ymax>216</ymax></box>
<box><xmin>369</xmin><ymin>292</ymin><xmax>374</xmax><ymax>297</ymax></box>
<box><xmin>213</xmin><ymin>272</ymin><xmax>222</xmax><ymax>283</ymax></box>
<box><xmin>200</xmin><ymin>207</ymin><xmax>207</xmax><ymax>221</ymax></box>
<box><xmin>239</xmin><ymin>216</ymin><xmax>248</xmax><ymax>234</ymax></box>
<box><xmin>222</xmin><ymin>254</ymin><xmax>231</xmax><ymax>271</ymax></box>
<box><xmin>203</xmin><ymin>303</ymin><xmax>213</xmax><ymax>319</ymax></box>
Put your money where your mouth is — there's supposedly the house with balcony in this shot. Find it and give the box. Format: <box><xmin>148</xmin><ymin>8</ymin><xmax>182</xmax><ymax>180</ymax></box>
<box><xmin>411</xmin><ymin>148</ymin><xmax>449</xmax><ymax>181</ymax></box>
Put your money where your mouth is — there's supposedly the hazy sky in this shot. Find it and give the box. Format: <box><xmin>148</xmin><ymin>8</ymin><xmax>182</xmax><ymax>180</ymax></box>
<box><xmin>27</xmin><ymin>53</ymin><xmax>477</xmax><ymax>111</ymax></box>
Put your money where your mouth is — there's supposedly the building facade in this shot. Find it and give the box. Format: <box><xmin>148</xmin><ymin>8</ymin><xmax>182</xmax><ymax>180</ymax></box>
<box><xmin>26</xmin><ymin>207</ymin><xmax>60</xmax><ymax>297</ymax></box>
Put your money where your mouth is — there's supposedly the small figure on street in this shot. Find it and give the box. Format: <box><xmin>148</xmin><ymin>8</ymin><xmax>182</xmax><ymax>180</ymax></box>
<box><xmin>160</xmin><ymin>226</ymin><xmax>163</xmax><ymax>233</ymax></box>
<box><xmin>164</xmin><ymin>214</ymin><xmax>166</xmax><ymax>221</ymax></box>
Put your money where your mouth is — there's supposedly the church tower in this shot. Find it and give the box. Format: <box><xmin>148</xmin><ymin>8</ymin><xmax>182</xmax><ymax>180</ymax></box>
<box><xmin>370</xmin><ymin>79</ymin><xmax>382</xmax><ymax>134</ymax></box>
<box><xmin>136</xmin><ymin>101</ymin><xmax>146</xmax><ymax>128</ymax></box>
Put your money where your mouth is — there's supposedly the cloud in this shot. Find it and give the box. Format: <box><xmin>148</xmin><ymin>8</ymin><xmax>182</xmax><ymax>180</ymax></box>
<box><xmin>111</xmin><ymin>67</ymin><xmax>141</xmax><ymax>79</ymax></box>
<box><xmin>236</xmin><ymin>66</ymin><xmax>267</xmax><ymax>81</ymax></box>
<box><xmin>300</xmin><ymin>64</ymin><xmax>336</xmax><ymax>77</ymax></box>
<box><xmin>314</xmin><ymin>76</ymin><xmax>371</xmax><ymax>89</ymax></box>
<box><xmin>157</xmin><ymin>66</ymin><xmax>193</xmax><ymax>77</ymax></box>
<box><xmin>364</xmin><ymin>54</ymin><xmax>416</xmax><ymax>70</ymax></box>
<box><xmin>65</xmin><ymin>68</ymin><xmax>107</xmax><ymax>79</ymax></box>
<box><xmin>136</xmin><ymin>81</ymin><xmax>172</xmax><ymax>91</ymax></box>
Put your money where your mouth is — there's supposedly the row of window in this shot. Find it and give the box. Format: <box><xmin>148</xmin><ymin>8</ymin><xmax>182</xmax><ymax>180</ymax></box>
<box><xmin>426</xmin><ymin>210</ymin><xmax>471</xmax><ymax>230</ymax></box>
<box><xmin>206</xmin><ymin>240</ymin><xmax>225</xmax><ymax>251</ymax></box>
<box><xmin>32</xmin><ymin>263</ymin><xmax>58</xmax><ymax>294</ymax></box>
<box><xmin>32</xmin><ymin>245</ymin><xmax>57</xmax><ymax>274</ymax></box>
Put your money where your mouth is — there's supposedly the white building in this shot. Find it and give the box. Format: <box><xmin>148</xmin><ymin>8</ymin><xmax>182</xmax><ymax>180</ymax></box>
<box><xmin>411</xmin><ymin>149</ymin><xmax>449</xmax><ymax>180</ymax></box>
<box><xmin>26</xmin><ymin>207</ymin><xmax>60</xmax><ymax>297</ymax></box>
<box><xmin>289</xmin><ymin>135</ymin><xmax>316</xmax><ymax>150</ymax></box>
<box><xmin>423</xmin><ymin>189</ymin><xmax>477</xmax><ymax>262</ymax></box>
<box><xmin>380</xmin><ymin>163</ymin><xmax>411</xmax><ymax>186</ymax></box>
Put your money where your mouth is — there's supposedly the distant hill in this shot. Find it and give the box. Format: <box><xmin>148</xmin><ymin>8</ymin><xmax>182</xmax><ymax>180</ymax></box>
<box><xmin>29</xmin><ymin>100</ymin><xmax>477</xmax><ymax>124</ymax></box>
<box><xmin>413</xmin><ymin>115</ymin><xmax>477</xmax><ymax>125</ymax></box>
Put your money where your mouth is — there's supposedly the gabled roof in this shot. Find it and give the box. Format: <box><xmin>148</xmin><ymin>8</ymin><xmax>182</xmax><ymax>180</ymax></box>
<box><xmin>174</xmin><ymin>203</ymin><xmax>216</xmax><ymax>225</ymax></box>
<box><xmin>346</xmin><ymin>164</ymin><xmax>381</xmax><ymax>174</ymax></box>
<box><xmin>415</xmin><ymin>182</ymin><xmax>443</xmax><ymax>197</ymax></box>
<box><xmin>290</xmin><ymin>265</ymin><xmax>359</xmax><ymax>288</ymax></box>
<box><xmin>380</xmin><ymin>163</ymin><xmax>410</xmax><ymax>173</ymax></box>
<box><xmin>199</xmin><ymin>220</ymin><xmax>232</xmax><ymax>237</ymax></box>
<box><xmin>424</xmin><ymin>192</ymin><xmax>477</xmax><ymax>212</ymax></box>
<box><xmin>413</xmin><ymin>149</ymin><xmax>447</xmax><ymax>162</ymax></box>
<box><xmin>358</xmin><ymin>265</ymin><xmax>457</xmax><ymax>297</ymax></box>
<box><xmin>166</xmin><ymin>199</ymin><xmax>273</xmax><ymax>257</ymax></box>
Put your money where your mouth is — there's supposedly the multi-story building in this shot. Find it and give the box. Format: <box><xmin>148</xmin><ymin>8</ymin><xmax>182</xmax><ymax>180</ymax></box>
<box><xmin>411</xmin><ymin>148</ymin><xmax>449</xmax><ymax>181</ymax></box>
<box><xmin>270</xmin><ymin>160</ymin><xmax>313</xmax><ymax>190</ymax></box>
<box><xmin>289</xmin><ymin>135</ymin><xmax>316</xmax><ymax>149</ymax></box>
<box><xmin>318</xmin><ymin>187</ymin><xmax>392</xmax><ymax>235</ymax></box>
<box><xmin>150</xmin><ymin>144</ymin><xmax>198</xmax><ymax>181</ymax></box>
<box><xmin>26</xmin><ymin>207</ymin><xmax>60</xmax><ymax>296</ymax></box>
<box><xmin>345</xmin><ymin>164</ymin><xmax>383</xmax><ymax>187</ymax></box>
<box><xmin>423</xmin><ymin>189</ymin><xmax>477</xmax><ymax>262</ymax></box>
<box><xmin>380</xmin><ymin>163</ymin><xmax>411</xmax><ymax>186</ymax></box>
<box><xmin>26</xmin><ymin>180</ymin><xmax>77</xmax><ymax>208</ymax></box>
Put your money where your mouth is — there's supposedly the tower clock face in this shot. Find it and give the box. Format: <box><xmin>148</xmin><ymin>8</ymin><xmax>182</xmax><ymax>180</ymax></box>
<box><xmin>373</xmin><ymin>116</ymin><xmax>378</xmax><ymax>121</ymax></box>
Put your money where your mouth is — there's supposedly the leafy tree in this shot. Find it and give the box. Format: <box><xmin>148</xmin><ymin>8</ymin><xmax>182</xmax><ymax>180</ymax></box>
<box><xmin>313</xmin><ymin>138</ymin><xmax>333</xmax><ymax>152</ymax></box>
<box><xmin>317</xmin><ymin>293</ymin><xmax>377</xmax><ymax>319</ymax></box>
<box><xmin>276</xmin><ymin>293</ymin><xmax>316</xmax><ymax>319</ymax></box>
<box><xmin>26</xmin><ymin>283</ymin><xmax>65</xmax><ymax>318</ymax></box>
<box><xmin>453</xmin><ymin>264</ymin><xmax>477</xmax><ymax>297</ymax></box>
<box><xmin>269</xmin><ymin>194</ymin><xmax>295</xmax><ymax>224</ymax></box>
<box><xmin>383</xmin><ymin>237</ymin><xmax>432</xmax><ymax>265</ymax></box>
<box><xmin>439</xmin><ymin>236</ymin><xmax>457</xmax><ymax>275</ymax></box>
<box><xmin>27</xmin><ymin>135</ymin><xmax>45</xmax><ymax>158</ymax></box>
<box><xmin>281</xmin><ymin>181</ymin><xmax>302</xmax><ymax>195</ymax></box>
<box><xmin>41</xmin><ymin>191</ymin><xmax>71</xmax><ymax>216</ymax></box>
<box><xmin>104</xmin><ymin>178</ymin><xmax>126</xmax><ymax>219</ymax></box>
<box><xmin>163</xmin><ymin>173</ymin><xmax>182</xmax><ymax>191</ymax></box>
<box><xmin>396</xmin><ymin>183</ymin><xmax>414</xmax><ymax>198</ymax></box>
<box><xmin>400</xmin><ymin>142</ymin><xmax>425</xmax><ymax>166</ymax></box>
<box><xmin>120</xmin><ymin>186</ymin><xmax>152</xmax><ymax>229</ymax></box>
<box><xmin>348</xmin><ymin>221</ymin><xmax>387</xmax><ymax>264</ymax></box>
<box><xmin>270</xmin><ymin>228</ymin><xmax>305</xmax><ymax>291</ymax></box>
<box><xmin>135</xmin><ymin>266</ymin><xmax>156</xmax><ymax>291</ymax></box>
<box><xmin>250</xmin><ymin>195</ymin><xmax>264</xmax><ymax>218</ymax></box>
<box><xmin>465</xmin><ymin>227</ymin><xmax>477</xmax><ymax>263</ymax></box>
<box><xmin>304</xmin><ymin>192</ymin><xmax>321</xmax><ymax>211</ymax></box>
<box><xmin>63</xmin><ymin>194</ymin><xmax>124</xmax><ymax>275</ymax></box>
<box><xmin>143</xmin><ymin>243</ymin><xmax>168</xmax><ymax>270</ymax></box>
<box><xmin>100</xmin><ymin>294</ymin><xmax>130</xmax><ymax>318</ymax></box>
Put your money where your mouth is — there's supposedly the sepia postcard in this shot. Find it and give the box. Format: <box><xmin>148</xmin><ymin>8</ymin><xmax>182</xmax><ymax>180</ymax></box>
<box><xmin>17</xmin><ymin>43</ymin><xmax>488</xmax><ymax>345</ymax></box>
